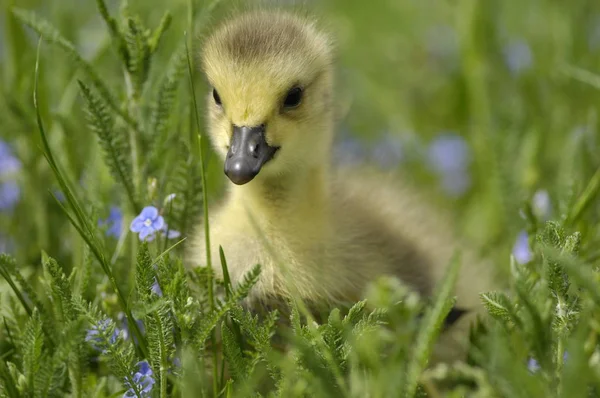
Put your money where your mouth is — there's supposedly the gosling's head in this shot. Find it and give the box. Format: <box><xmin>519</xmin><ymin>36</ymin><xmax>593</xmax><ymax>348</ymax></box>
<box><xmin>201</xmin><ymin>10</ymin><xmax>334</xmax><ymax>185</ymax></box>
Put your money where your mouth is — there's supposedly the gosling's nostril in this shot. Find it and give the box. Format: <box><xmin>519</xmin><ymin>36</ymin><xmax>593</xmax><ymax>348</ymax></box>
<box><xmin>249</xmin><ymin>141</ymin><xmax>260</xmax><ymax>158</ymax></box>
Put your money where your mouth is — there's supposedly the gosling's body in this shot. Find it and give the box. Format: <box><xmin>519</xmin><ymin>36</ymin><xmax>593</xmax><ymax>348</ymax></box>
<box><xmin>195</xmin><ymin>167</ymin><xmax>489</xmax><ymax>308</ymax></box>
<box><xmin>188</xmin><ymin>10</ymin><xmax>495</xmax><ymax>360</ymax></box>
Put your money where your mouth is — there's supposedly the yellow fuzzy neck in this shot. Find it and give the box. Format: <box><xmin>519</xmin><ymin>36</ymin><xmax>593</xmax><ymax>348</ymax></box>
<box><xmin>229</xmin><ymin>165</ymin><xmax>331</xmax><ymax>243</ymax></box>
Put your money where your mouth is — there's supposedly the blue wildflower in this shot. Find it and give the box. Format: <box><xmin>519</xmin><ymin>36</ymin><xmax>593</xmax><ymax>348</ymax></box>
<box><xmin>333</xmin><ymin>129</ymin><xmax>368</xmax><ymax>165</ymax></box>
<box><xmin>513</xmin><ymin>231</ymin><xmax>533</xmax><ymax>264</ymax></box>
<box><xmin>124</xmin><ymin>361</ymin><xmax>155</xmax><ymax>397</ymax></box>
<box><xmin>427</xmin><ymin>133</ymin><xmax>472</xmax><ymax>196</ymax></box>
<box><xmin>130</xmin><ymin>206</ymin><xmax>165</xmax><ymax>241</ymax></box>
<box><xmin>161</xmin><ymin>225</ymin><xmax>181</xmax><ymax>240</ymax></box>
<box><xmin>0</xmin><ymin>182</ymin><xmax>20</xmax><ymax>210</ymax></box>
<box><xmin>0</xmin><ymin>142</ymin><xmax>21</xmax><ymax>174</ymax></box>
<box><xmin>532</xmin><ymin>190</ymin><xmax>551</xmax><ymax>221</ymax></box>
<box><xmin>439</xmin><ymin>171</ymin><xmax>472</xmax><ymax>197</ymax></box>
<box><xmin>527</xmin><ymin>352</ymin><xmax>568</xmax><ymax>373</ymax></box>
<box><xmin>0</xmin><ymin>141</ymin><xmax>21</xmax><ymax>211</ymax></box>
<box><xmin>527</xmin><ymin>357</ymin><xmax>540</xmax><ymax>373</ymax></box>
<box><xmin>427</xmin><ymin>133</ymin><xmax>471</xmax><ymax>173</ymax></box>
<box><xmin>118</xmin><ymin>312</ymin><xmax>145</xmax><ymax>344</ymax></box>
<box><xmin>370</xmin><ymin>132</ymin><xmax>404</xmax><ymax>169</ymax></box>
<box><xmin>99</xmin><ymin>206</ymin><xmax>123</xmax><ymax>238</ymax></box>
<box><xmin>85</xmin><ymin>319</ymin><xmax>119</xmax><ymax>352</ymax></box>
<box><xmin>151</xmin><ymin>277</ymin><xmax>163</xmax><ymax>297</ymax></box>
<box><xmin>503</xmin><ymin>39</ymin><xmax>533</xmax><ymax>75</ymax></box>
<box><xmin>52</xmin><ymin>189</ymin><xmax>66</xmax><ymax>203</ymax></box>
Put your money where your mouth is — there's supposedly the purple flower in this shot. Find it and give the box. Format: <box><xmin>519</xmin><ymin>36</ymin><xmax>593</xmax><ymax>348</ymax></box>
<box><xmin>161</xmin><ymin>225</ymin><xmax>181</xmax><ymax>240</ymax></box>
<box><xmin>52</xmin><ymin>189</ymin><xmax>66</xmax><ymax>203</ymax></box>
<box><xmin>85</xmin><ymin>319</ymin><xmax>119</xmax><ymax>352</ymax></box>
<box><xmin>513</xmin><ymin>231</ymin><xmax>533</xmax><ymax>264</ymax></box>
<box><xmin>503</xmin><ymin>39</ymin><xmax>533</xmax><ymax>75</ymax></box>
<box><xmin>370</xmin><ymin>132</ymin><xmax>404</xmax><ymax>169</ymax></box>
<box><xmin>0</xmin><ymin>142</ymin><xmax>21</xmax><ymax>174</ymax></box>
<box><xmin>427</xmin><ymin>133</ymin><xmax>472</xmax><ymax>196</ymax></box>
<box><xmin>117</xmin><ymin>312</ymin><xmax>145</xmax><ymax>343</ymax></box>
<box><xmin>124</xmin><ymin>361</ymin><xmax>155</xmax><ymax>397</ymax></box>
<box><xmin>99</xmin><ymin>206</ymin><xmax>123</xmax><ymax>238</ymax></box>
<box><xmin>427</xmin><ymin>133</ymin><xmax>471</xmax><ymax>173</ymax></box>
<box><xmin>532</xmin><ymin>190</ymin><xmax>552</xmax><ymax>221</ymax></box>
<box><xmin>334</xmin><ymin>129</ymin><xmax>368</xmax><ymax>165</ymax></box>
<box><xmin>527</xmin><ymin>352</ymin><xmax>568</xmax><ymax>373</ymax></box>
<box><xmin>0</xmin><ymin>141</ymin><xmax>21</xmax><ymax>211</ymax></box>
<box><xmin>440</xmin><ymin>171</ymin><xmax>472</xmax><ymax>197</ymax></box>
<box><xmin>130</xmin><ymin>206</ymin><xmax>165</xmax><ymax>241</ymax></box>
<box><xmin>0</xmin><ymin>182</ymin><xmax>20</xmax><ymax>210</ymax></box>
<box><xmin>527</xmin><ymin>357</ymin><xmax>540</xmax><ymax>373</ymax></box>
<box><xmin>151</xmin><ymin>277</ymin><xmax>163</xmax><ymax>297</ymax></box>
<box><xmin>172</xmin><ymin>356</ymin><xmax>181</xmax><ymax>369</ymax></box>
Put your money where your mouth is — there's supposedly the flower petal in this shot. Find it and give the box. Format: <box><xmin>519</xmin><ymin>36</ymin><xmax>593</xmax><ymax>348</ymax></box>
<box><xmin>166</xmin><ymin>229</ymin><xmax>181</xmax><ymax>239</ymax></box>
<box><xmin>139</xmin><ymin>227</ymin><xmax>154</xmax><ymax>241</ymax></box>
<box><xmin>130</xmin><ymin>216</ymin><xmax>145</xmax><ymax>232</ymax></box>
<box><xmin>138</xmin><ymin>361</ymin><xmax>152</xmax><ymax>376</ymax></box>
<box><xmin>151</xmin><ymin>215</ymin><xmax>165</xmax><ymax>231</ymax></box>
<box><xmin>140</xmin><ymin>206</ymin><xmax>158</xmax><ymax>220</ymax></box>
<box><xmin>145</xmin><ymin>232</ymin><xmax>156</xmax><ymax>242</ymax></box>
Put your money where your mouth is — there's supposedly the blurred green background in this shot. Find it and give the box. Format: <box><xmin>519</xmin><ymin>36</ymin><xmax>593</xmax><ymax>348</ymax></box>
<box><xmin>1</xmin><ymin>0</ymin><xmax>600</xmax><ymax>282</ymax></box>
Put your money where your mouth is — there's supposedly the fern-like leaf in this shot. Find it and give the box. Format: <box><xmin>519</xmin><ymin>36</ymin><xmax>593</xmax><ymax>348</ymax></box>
<box><xmin>78</xmin><ymin>80</ymin><xmax>138</xmax><ymax>211</ymax></box>
<box><xmin>194</xmin><ymin>265</ymin><xmax>261</xmax><ymax>349</ymax></box>
<box><xmin>480</xmin><ymin>292</ymin><xmax>521</xmax><ymax>328</ymax></box>
<box><xmin>11</xmin><ymin>8</ymin><xmax>128</xmax><ymax>124</ymax></box>
<box><xmin>146</xmin><ymin>43</ymin><xmax>186</xmax><ymax>157</ymax></box>
<box><xmin>221</xmin><ymin>322</ymin><xmax>249</xmax><ymax>382</ymax></box>
<box><xmin>42</xmin><ymin>252</ymin><xmax>76</xmax><ymax>322</ymax></box>
<box><xmin>404</xmin><ymin>253</ymin><xmax>461</xmax><ymax>398</ymax></box>
<box><xmin>94</xmin><ymin>0</ymin><xmax>130</xmax><ymax>66</ymax></box>
<box><xmin>22</xmin><ymin>308</ymin><xmax>44</xmax><ymax>395</ymax></box>
<box><xmin>135</xmin><ymin>242</ymin><xmax>156</xmax><ymax>303</ymax></box>
<box><xmin>124</xmin><ymin>16</ymin><xmax>151</xmax><ymax>98</ymax></box>
<box><xmin>146</xmin><ymin>302</ymin><xmax>175</xmax><ymax>396</ymax></box>
<box><xmin>168</xmin><ymin>153</ymin><xmax>204</xmax><ymax>236</ymax></box>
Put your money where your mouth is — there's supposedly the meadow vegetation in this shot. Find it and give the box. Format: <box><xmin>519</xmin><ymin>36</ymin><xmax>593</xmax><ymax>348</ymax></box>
<box><xmin>1</xmin><ymin>0</ymin><xmax>600</xmax><ymax>396</ymax></box>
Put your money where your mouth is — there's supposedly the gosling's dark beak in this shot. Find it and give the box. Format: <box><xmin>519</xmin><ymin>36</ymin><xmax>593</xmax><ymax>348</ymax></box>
<box><xmin>224</xmin><ymin>125</ymin><xmax>279</xmax><ymax>185</ymax></box>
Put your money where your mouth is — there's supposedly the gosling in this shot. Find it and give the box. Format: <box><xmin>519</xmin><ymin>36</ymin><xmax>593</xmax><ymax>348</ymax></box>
<box><xmin>188</xmin><ymin>10</ymin><xmax>496</xmax><ymax>361</ymax></box>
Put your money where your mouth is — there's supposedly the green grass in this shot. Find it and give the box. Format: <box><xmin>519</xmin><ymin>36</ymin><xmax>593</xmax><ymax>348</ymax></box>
<box><xmin>1</xmin><ymin>0</ymin><xmax>600</xmax><ymax>396</ymax></box>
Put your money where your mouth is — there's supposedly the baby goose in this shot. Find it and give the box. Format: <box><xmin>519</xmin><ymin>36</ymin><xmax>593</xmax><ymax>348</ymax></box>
<box><xmin>189</xmin><ymin>10</ymin><xmax>496</xmax><ymax>360</ymax></box>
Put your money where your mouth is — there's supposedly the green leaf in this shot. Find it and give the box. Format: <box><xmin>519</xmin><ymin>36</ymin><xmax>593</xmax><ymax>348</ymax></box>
<box><xmin>147</xmin><ymin>42</ymin><xmax>186</xmax><ymax>160</ymax></box>
<box><xmin>404</xmin><ymin>253</ymin><xmax>461</xmax><ymax>398</ymax></box>
<box><xmin>94</xmin><ymin>0</ymin><xmax>130</xmax><ymax>66</ymax></box>
<box><xmin>22</xmin><ymin>308</ymin><xmax>44</xmax><ymax>394</ymax></box>
<box><xmin>43</xmin><ymin>253</ymin><xmax>76</xmax><ymax>322</ymax></box>
<box><xmin>78</xmin><ymin>80</ymin><xmax>138</xmax><ymax>212</ymax></box>
<box><xmin>480</xmin><ymin>292</ymin><xmax>520</xmax><ymax>327</ymax></box>
<box><xmin>135</xmin><ymin>242</ymin><xmax>156</xmax><ymax>303</ymax></box>
<box><xmin>146</xmin><ymin>302</ymin><xmax>175</xmax><ymax>397</ymax></box>
<box><xmin>34</xmin><ymin>41</ymin><xmax>148</xmax><ymax>358</ymax></box>
<box><xmin>124</xmin><ymin>16</ymin><xmax>151</xmax><ymax>98</ymax></box>
<box><xmin>11</xmin><ymin>7</ymin><xmax>135</xmax><ymax>129</ymax></box>
<box><xmin>194</xmin><ymin>265</ymin><xmax>261</xmax><ymax>349</ymax></box>
<box><xmin>221</xmin><ymin>322</ymin><xmax>249</xmax><ymax>382</ymax></box>
<box><xmin>149</xmin><ymin>12</ymin><xmax>172</xmax><ymax>53</ymax></box>
<box><xmin>168</xmin><ymin>154</ymin><xmax>204</xmax><ymax>236</ymax></box>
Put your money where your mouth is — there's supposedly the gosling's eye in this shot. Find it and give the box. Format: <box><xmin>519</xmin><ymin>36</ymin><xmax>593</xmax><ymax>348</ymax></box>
<box><xmin>212</xmin><ymin>88</ymin><xmax>222</xmax><ymax>106</ymax></box>
<box><xmin>283</xmin><ymin>86</ymin><xmax>303</xmax><ymax>108</ymax></box>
